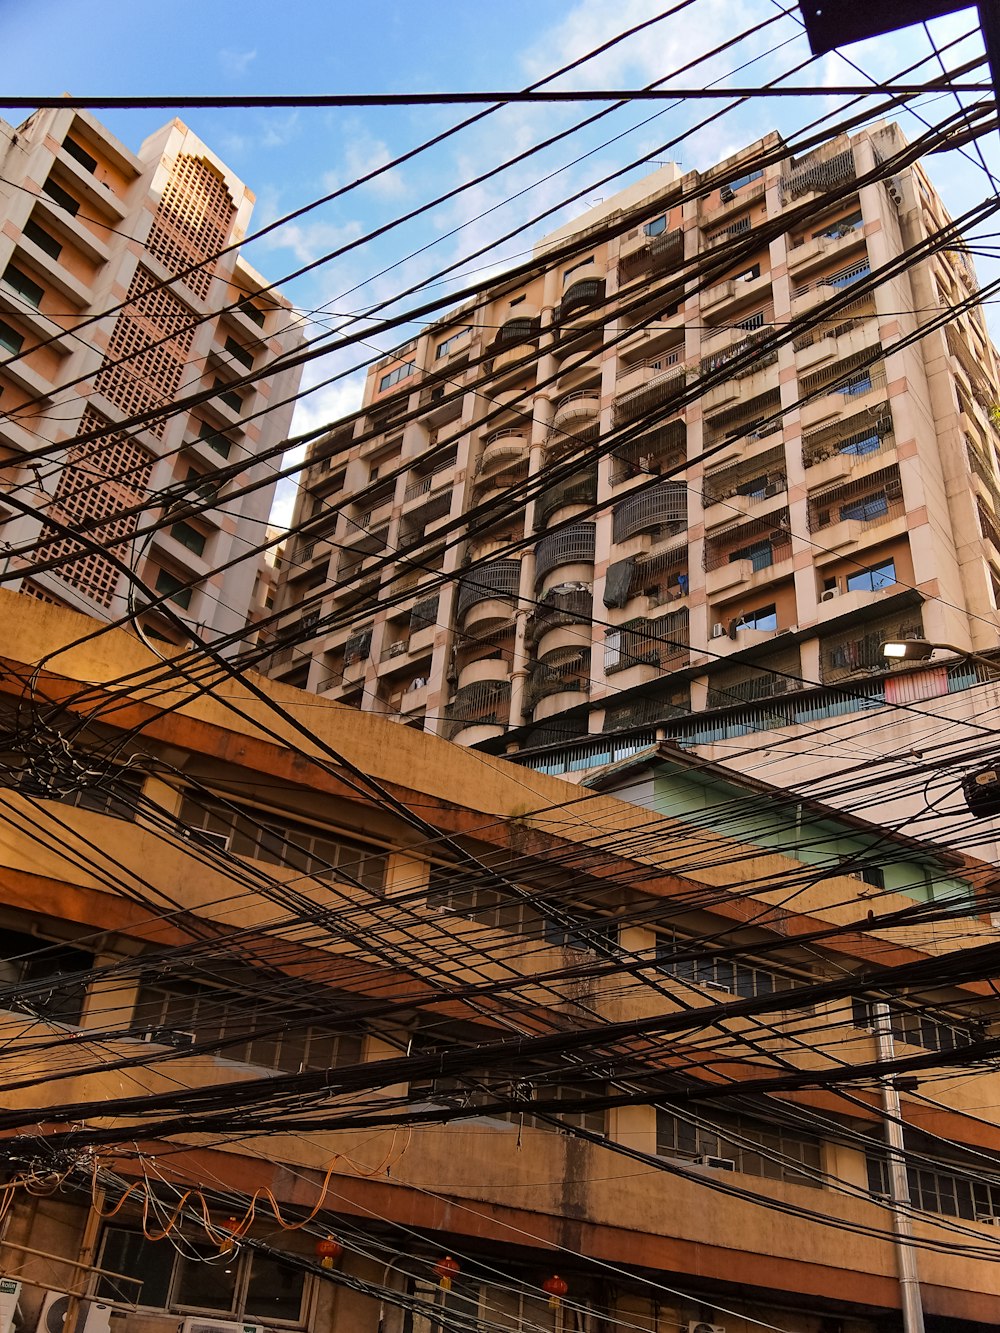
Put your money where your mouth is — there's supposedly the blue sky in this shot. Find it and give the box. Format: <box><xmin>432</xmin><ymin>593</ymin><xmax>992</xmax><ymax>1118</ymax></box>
<box><xmin>3</xmin><ymin>1</ymin><xmax>997</xmax><ymax>523</ymax></box>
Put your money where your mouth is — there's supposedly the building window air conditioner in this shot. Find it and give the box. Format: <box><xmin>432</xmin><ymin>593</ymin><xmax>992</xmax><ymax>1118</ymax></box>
<box><xmin>0</xmin><ymin>1279</ymin><xmax>21</xmax><ymax>1333</ymax></box>
<box><xmin>820</xmin><ymin>588</ymin><xmax>840</xmax><ymax>602</ymax></box>
<box><xmin>711</xmin><ymin>622</ymin><xmax>727</xmax><ymax>639</ymax></box>
<box><xmin>692</xmin><ymin>1155</ymin><xmax>736</xmax><ymax>1171</ymax></box>
<box><xmin>690</xmin><ymin>1324</ymin><xmax>726</xmax><ymax>1333</ymax></box>
<box><xmin>720</xmin><ymin>186</ymin><xmax>735</xmax><ymax>202</ymax></box>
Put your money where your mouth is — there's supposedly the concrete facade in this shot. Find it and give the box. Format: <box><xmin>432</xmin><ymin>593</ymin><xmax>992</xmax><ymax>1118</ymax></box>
<box><xmin>1</xmin><ymin>594</ymin><xmax>1000</xmax><ymax>1331</ymax></box>
<box><xmin>0</xmin><ymin>106</ymin><xmax>303</xmax><ymax>644</ymax></box>
<box><xmin>267</xmin><ymin>121</ymin><xmax>1000</xmax><ymax>814</ymax></box>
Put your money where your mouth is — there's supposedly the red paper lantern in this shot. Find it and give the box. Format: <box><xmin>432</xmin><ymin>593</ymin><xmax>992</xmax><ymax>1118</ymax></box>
<box><xmin>434</xmin><ymin>1255</ymin><xmax>460</xmax><ymax>1291</ymax></box>
<box><xmin>543</xmin><ymin>1274</ymin><xmax>568</xmax><ymax>1309</ymax></box>
<box><xmin>315</xmin><ymin>1236</ymin><xmax>343</xmax><ymax>1270</ymax></box>
<box><xmin>219</xmin><ymin>1216</ymin><xmax>241</xmax><ymax>1253</ymax></box>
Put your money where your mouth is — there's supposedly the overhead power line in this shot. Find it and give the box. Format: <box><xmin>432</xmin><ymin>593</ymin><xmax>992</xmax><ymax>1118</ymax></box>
<box><xmin>0</xmin><ymin>83</ymin><xmax>992</xmax><ymax>109</ymax></box>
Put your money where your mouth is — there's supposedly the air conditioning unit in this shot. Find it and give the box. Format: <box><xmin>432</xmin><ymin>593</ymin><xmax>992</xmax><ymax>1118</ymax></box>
<box><xmin>711</xmin><ymin>622</ymin><xmax>727</xmax><ymax>639</ymax></box>
<box><xmin>690</xmin><ymin>1322</ymin><xmax>726</xmax><ymax>1333</ymax></box>
<box><xmin>0</xmin><ymin>1279</ymin><xmax>20</xmax><ymax>1333</ymax></box>
<box><xmin>887</xmin><ymin>177</ymin><xmax>904</xmax><ymax>207</ymax></box>
<box><xmin>720</xmin><ymin>186</ymin><xmax>735</xmax><ymax>202</ymax></box>
<box><xmin>141</xmin><ymin>1026</ymin><xmax>195</xmax><ymax>1049</ymax></box>
<box><xmin>36</xmin><ymin>1294</ymin><xmax>111</xmax><ymax>1333</ymax></box>
<box><xmin>388</xmin><ymin>641</ymin><xmax>407</xmax><ymax>657</ymax></box>
<box><xmin>180</xmin><ymin>1320</ymin><xmax>265</xmax><ymax>1333</ymax></box>
<box><xmin>692</xmin><ymin>1155</ymin><xmax>736</xmax><ymax>1171</ymax></box>
<box><xmin>820</xmin><ymin>587</ymin><xmax>840</xmax><ymax>602</ymax></box>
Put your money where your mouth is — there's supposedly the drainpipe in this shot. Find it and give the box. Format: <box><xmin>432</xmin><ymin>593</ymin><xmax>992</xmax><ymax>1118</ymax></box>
<box><xmin>872</xmin><ymin>1002</ymin><xmax>924</xmax><ymax>1333</ymax></box>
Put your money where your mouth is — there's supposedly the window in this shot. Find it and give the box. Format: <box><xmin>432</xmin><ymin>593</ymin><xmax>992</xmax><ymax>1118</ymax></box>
<box><xmin>839</xmin><ymin>430</ymin><xmax>881</xmax><ymax>457</ymax></box>
<box><xmin>644</xmin><ymin>215</ymin><xmax>668</xmax><ymax>237</ymax></box>
<box><xmin>2</xmin><ymin>264</ymin><xmax>44</xmax><ymax>309</ymax></box>
<box><xmin>212</xmin><ymin>377</ymin><xmax>245</xmax><ymax>413</ymax></box>
<box><xmin>840</xmin><ymin>492</ymin><xmax>888</xmax><ymax>523</ymax></box>
<box><xmin>828</xmin><ymin>260</ymin><xmax>871</xmax><ymax>289</ymax></box>
<box><xmin>814</xmin><ymin>210</ymin><xmax>863</xmax><ymax>239</ymax></box>
<box><xmin>846</xmin><ymin>558</ymin><xmax>896</xmax><ymax>592</ymax></box>
<box><xmin>736</xmin><ymin>309</ymin><xmax>766</xmax><ymax>331</ymax></box>
<box><xmin>42</xmin><ymin>177</ymin><xmax>80</xmax><ymax>216</ymax></box>
<box><xmin>0</xmin><ymin>929</ymin><xmax>94</xmax><ymax>1025</ymax></box>
<box><xmin>197</xmin><ymin>419</ymin><xmax>233</xmax><ymax>459</ymax></box>
<box><xmin>729</xmin><ymin>540</ymin><xmax>773</xmax><ymax>571</ymax></box>
<box><xmin>0</xmin><ymin>319</ymin><xmax>23</xmax><ymax>356</ymax></box>
<box><xmin>238</xmin><ymin>297</ymin><xmax>267</xmax><ymax>327</ymax></box>
<box><xmin>378</xmin><ymin>361</ymin><xmax>416</xmax><ymax>392</ymax></box>
<box><xmin>155</xmin><ymin>569</ymin><xmax>192</xmax><ymax>609</ymax></box>
<box><xmin>542</xmin><ymin>911</ymin><xmax>618</xmax><ymax>954</ymax></box>
<box><xmin>133</xmin><ymin>976</ymin><xmax>363</xmax><ymax>1073</ymax></box>
<box><xmin>96</xmin><ymin>1227</ymin><xmax>306</xmax><ymax>1321</ymax></box>
<box><xmin>726</xmin><ymin>168</ymin><xmax>764</xmax><ymax>192</ymax></box>
<box><xmin>178</xmin><ymin>794</ymin><xmax>388</xmax><ymax>890</ymax></box>
<box><xmin>735</xmin><ymin>264</ymin><xmax>762</xmax><ymax>284</ymax></box>
<box><xmin>23</xmin><ymin>219</ymin><xmax>62</xmax><ymax>260</ymax></box>
<box><xmin>223</xmin><ymin>334</ymin><xmax>254</xmax><ymax>369</ymax></box>
<box><xmin>435</xmin><ymin>328</ymin><xmax>470</xmax><ymax>359</ymax></box>
<box><xmin>656</xmin><ymin>940</ymin><xmax>804</xmax><ymax>1002</ymax></box>
<box><xmin>735</xmin><ymin>603</ymin><xmax>777</xmax><ymax>632</ymax></box>
<box><xmin>169</xmin><ymin>520</ymin><xmax>206</xmax><ymax>556</ymax></box>
<box><xmin>62</xmin><ymin>135</ymin><xmax>98</xmax><ymax>173</ymax></box>
<box><xmin>866</xmin><ymin>1153</ymin><xmax>1000</xmax><ymax>1221</ymax></box>
<box><xmin>836</xmin><ymin>370</ymin><xmax>873</xmax><ymax>397</ymax></box>
<box><xmin>852</xmin><ymin>998</ymin><xmax>982</xmax><ymax>1054</ymax></box>
<box><xmin>657</xmin><ymin>1106</ymin><xmax>822</xmax><ymax>1185</ymax></box>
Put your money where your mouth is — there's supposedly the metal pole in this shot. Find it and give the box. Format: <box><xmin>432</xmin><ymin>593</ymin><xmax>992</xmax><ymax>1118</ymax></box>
<box><xmin>872</xmin><ymin>1003</ymin><xmax>925</xmax><ymax>1333</ymax></box>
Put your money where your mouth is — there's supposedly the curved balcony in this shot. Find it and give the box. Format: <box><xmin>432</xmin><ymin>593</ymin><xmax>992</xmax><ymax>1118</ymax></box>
<box><xmin>525</xmin><ymin>649</ymin><xmax>591</xmax><ymax>716</ymax></box>
<box><xmin>612</xmin><ymin>483</ymin><xmax>687</xmax><ymax>544</ymax></box>
<box><xmin>487</xmin><ymin>315</ymin><xmax>539</xmax><ymax>357</ymax></box>
<box><xmin>612</xmin><ymin>369</ymin><xmax>685</xmax><ymax>429</ymax></box>
<box><xmin>456</xmin><ymin>560</ymin><xmax>520</xmax><ymax>623</ymax></box>
<box><xmin>456</xmin><ymin>652</ymin><xmax>514</xmax><ymax>692</ymax></box>
<box><xmin>478</xmin><ymin>429</ymin><xmax>529</xmax><ymax>478</ymax></box>
<box><xmin>442</xmin><ymin>679</ymin><xmax>512</xmax><ymax>742</ymax></box>
<box><xmin>534</xmin><ymin>523</ymin><xmax>595</xmax><ymax>587</ymax></box>
<box><xmin>556</xmin><ymin>277</ymin><xmax>606</xmax><ymax>324</ymax></box>
<box><xmin>552</xmin><ymin>390</ymin><xmax>600</xmax><ymax>435</ymax></box>
<box><xmin>533</xmin><ymin>467</ymin><xmax>597</xmax><ymax>531</ymax></box>
<box><xmin>530</xmin><ymin>585</ymin><xmax>592</xmax><ymax>639</ymax></box>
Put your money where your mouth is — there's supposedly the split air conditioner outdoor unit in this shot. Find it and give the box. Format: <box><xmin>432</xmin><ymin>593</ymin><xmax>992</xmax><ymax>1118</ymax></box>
<box><xmin>0</xmin><ymin>1278</ymin><xmax>20</xmax><ymax>1333</ymax></box>
<box><xmin>820</xmin><ymin>587</ymin><xmax>840</xmax><ymax>602</ymax></box>
<box><xmin>690</xmin><ymin>1322</ymin><xmax>726</xmax><ymax>1333</ymax></box>
<box><xmin>710</xmin><ymin>623</ymin><xmax>727</xmax><ymax>639</ymax></box>
<box><xmin>692</xmin><ymin>1155</ymin><xmax>736</xmax><ymax>1171</ymax></box>
<box><xmin>720</xmin><ymin>186</ymin><xmax>734</xmax><ymax>202</ymax></box>
<box><xmin>36</xmin><ymin>1293</ymin><xmax>111</xmax><ymax>1333</ymax></box>
<box><xmin>887</xmin><ymin>178</ymin><xmax>904</xmax><ymax>207</ymax></box>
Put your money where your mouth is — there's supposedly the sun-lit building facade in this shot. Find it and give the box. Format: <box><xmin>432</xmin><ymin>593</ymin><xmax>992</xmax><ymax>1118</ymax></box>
<box><xmin>0</xmin><ymin>106</ymin><xmax>303</xmax><ymax>643</ymax></box>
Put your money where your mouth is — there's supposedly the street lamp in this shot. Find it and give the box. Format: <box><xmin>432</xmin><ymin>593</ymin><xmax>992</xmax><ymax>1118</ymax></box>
<box><xmin>880</xmin><ymin>638</ymin><xmax>1000</xmax><ymax>673</ymax></box>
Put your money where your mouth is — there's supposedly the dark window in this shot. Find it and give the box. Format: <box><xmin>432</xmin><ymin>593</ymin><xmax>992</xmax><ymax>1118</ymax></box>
<box><xmin>174</xmin><ymin>1246</ymin><xmax>238</xmax><ymax>1311</ymax></box>
<box><xmin>96</xmin><ymin>1228</ymin><xmax>172</xmax><ymax>1306</ymax></box>
<box><xmin>170</xmin><ymin>520</ymin><xmax>206</xmax><ymax>556</ymax></box>
<box><xmin>62</xmin><ymin>136</ymin><xmax>98</xmax><ymax>173</ymax></box>
<box><xmin>0</xmin><ymin>929</ymin><xmax>94</xmax><ymax>1025</ymax></box>
<box><xmin>867</xmin><ymin>1152</ymin><xmax>1000</xmax><ymax>1220</ymax></box>
<box><xmin>846</xmin><ymin>559</ymin><xmax>895</xmax><ymax>592</ymax></box>
<box><xmin>24</xmin><ymin>219</ymin><xmax>62</xmax><ymax>260</ymax></box>
<box><xmin>42</xmin><ymin>177</ymin><xmax>80</xmax><ymax>216</ymax></box>
<box><xmin>212</xmin><ymin>378</ymin><xmax>245</xmax><ymax>413</ymax></box>
<box><xmin>197</xmin><ymin>420</ymin><xmax>233</xmax><ymax>459</ymax></box>
<box><xmin>155</xmin><ymin>570</ymin><xmax>192</xmax><ymax>609</ymax></box>
<box><xmin>657</xmin><ymin>1106</ymin><xmax>822</xmax><ymax>1184</ymax></box>
<box><xmin>378</xmin><ymin>362</ymin><xmax>415</xmax><ymax>392</ymax></box>
<box><xmin>224</xmin><ymin>335</ymin><xmax>254</xmax><ymax>369</ymax></box>
<box><xmin>729</xmin><ymin>540</ymin><xmax>773</xmax><ymax>571</ymax></box>
<box><xmin>0</xmin><ymin>319</ymin><xmax>24</xmax><ymax>356</ymax></box>
<box><xmin>3</xmin><ymin>264</ymin><xmax>44</xmax><ymax>309</ymax></box>
<box><xmin>839</xmin><ymin>431</ymin><xmax>881</xmax><ymax>456</ymax></box>
<box><xmin>644</xmin><ymin>214</ymin><xmax>667</xmax><ymax>237</ymax></box>
<box><xmin>238</xmin><ymin>298</ymin><xmax>267</xmax><ymax>327</ymax></box>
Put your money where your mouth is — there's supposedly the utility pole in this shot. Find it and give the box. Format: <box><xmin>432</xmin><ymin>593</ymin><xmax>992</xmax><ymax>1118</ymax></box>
<box><xmin>872</xmin><ymin>1003</ymin><xmax>925</xmax><ymax>1333</ymax></box>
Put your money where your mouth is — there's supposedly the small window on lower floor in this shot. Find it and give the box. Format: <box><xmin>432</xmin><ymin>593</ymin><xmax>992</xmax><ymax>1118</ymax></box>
<box><xmin>845</xmin><ymin>558</ymin><xmax>896</xmax><ymax>592</ymax></box>
<box><xmin>155</xmin><ymin>569</ymin><xmax>192</xmax><ymax>609</ymax></box>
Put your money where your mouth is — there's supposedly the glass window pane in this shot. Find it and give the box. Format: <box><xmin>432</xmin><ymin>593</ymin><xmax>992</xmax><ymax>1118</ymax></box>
<box><xmin>245</xmin><ymin>1253</ymin><xmax>305</xmax><ymax>1322</ymax></box>
<box><xmin>96</xmin><ymin>1228</ymin><xmax>174</xmax><ymax>1307</ymax></box>
<box><xmin>175</xmin><ymin>1245</ymin><xmax>238</xmax><ymax>1311</ymax></box>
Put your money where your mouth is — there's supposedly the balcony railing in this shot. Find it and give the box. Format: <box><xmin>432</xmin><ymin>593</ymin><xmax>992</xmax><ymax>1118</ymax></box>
<box><xmin>821</xmin><ymin>612</ymin><xmax>923</xmax><ymax>684</ymax></box>
<box><xmin>704</xmin><ymin>510</ymin><xmax>791</xmax><ymax>571</ymax></box>
<box><xmin>343</xmin><ymin>628</ymin><xmax>373</xmax><ymax>665</ymax></box>
<box><xmin>442</xmin><ymin>679</ymin><xmax>512</xmax><ymax>739</ymax></box>
<box><xmin>699</xmin><ymin>326</ymin><xmax>777</xmax><ymax>379</ymax></box>
<box><xmin>610</xmin><ymin>420</ymin><xmax>686</xmax><ymax>485</ymax></box>
<box><xmin>807</xmin><ymin>466</ymin><xmax>903</xmax><ymax>533</ymax></box>
<box><xmin>557</xmin><ymin>278</ymin><xmax>605</xmax><ymax>322</ymax></box>
<box><xmin>409</xmin><ymin>594</ymin><xmax>439</xmax><ymax>632</ymax></box>
<box><xmin>703</xmin><ymin>446</ymin><xmax>786</xmax><ymax>506</ymax></box>
<box><xmin>781</xmin><ymin>146</ymin><xmax>855</xmax><ymax>200</ymax></box>
<box><xmin>531</xmin><ymin>586</ymin><xmax>593</xmax><ymax>640</ymax></box>
<box><xmin>533</xmin><ymin>467</ymin><xmax>597</xmax><ymax>531</ymax></box>
<box><xmin>619</xmin><ymin>229</ymin><xmax>683</xmax><ymax>284</ymax></box>
<box><xmin>525</xmin><ymin>650</ymin><xmax>591</xmax><ymax>710</ymax></box>
<box><xmin>456</xmin><ymin>560</ymin><xmax>521</xmax><ymax>618</ymax></box>
<box><xmin>533</xmin><ymin>523</ymin><xmax>596</xmax><ymax>585</ymax></box>
<box><xmin>612</xmin><ymin>368</ymin><xmax>686</xmax><ymax>428</ymax></box>
<box><xmin>612</xmin><ymin>482</ymin><xmax>686</xmax><ymax>543</ymax></box>
<box><xmin>605</xmin><ymin>609</ymin><xmax>689</xmax><ymax>674</ymax></box>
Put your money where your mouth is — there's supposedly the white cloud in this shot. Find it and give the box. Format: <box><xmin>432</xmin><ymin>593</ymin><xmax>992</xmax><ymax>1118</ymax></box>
<box><xmin>219</xmin><ymin>47</ymin><xmax>257</xmax><ymax>78</ymax></box>
<box><xmin>323</xmin><ymin>121</ymin><xmax>410</xmax><ymax>201</ymax></box>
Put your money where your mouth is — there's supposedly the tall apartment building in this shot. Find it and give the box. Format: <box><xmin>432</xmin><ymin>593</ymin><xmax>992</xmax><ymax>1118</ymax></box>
<box><xmin>0</xmin><ymin>106</ymin><xmax>303</xmax><ymax>643</ymax></box>
<box><xmin>270</xmin><ymin>122</ymin><xmax>1000</xmax><ymax>788</ymax></box>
